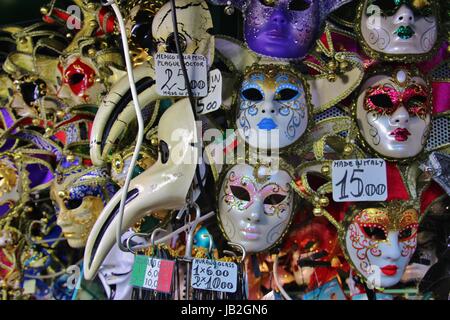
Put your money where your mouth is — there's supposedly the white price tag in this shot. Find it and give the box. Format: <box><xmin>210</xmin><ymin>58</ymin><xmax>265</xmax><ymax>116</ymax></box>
<box><xmin>197</xmin><ymin>69</ymin><xmax>222</xmax><ymax>115</ymax></box>
<box><xmin>155</xmin><ymin>52</ymin><xmax>208</xmax><ymax>97</ymax></box>
<box><xmin>191</xmin><ymin>259</ymin><xmax>237</xmax><ymax>293</ymax></box>
<box><xmin>332</xmin><ymin>158</ymin><xmax>387</xmax><ymax>202</ymax></box>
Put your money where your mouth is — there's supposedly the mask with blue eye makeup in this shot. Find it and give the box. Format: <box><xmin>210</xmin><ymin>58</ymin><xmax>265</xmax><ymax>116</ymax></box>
<box><xmin>236</xmin><ymin>64</ymin><xmax>311</xmax><ymax>150</ymax></box>
<box><xmin>50</xmin><ymin>157</ymin><xmax>119</xmax><ymax>248</ymax></box>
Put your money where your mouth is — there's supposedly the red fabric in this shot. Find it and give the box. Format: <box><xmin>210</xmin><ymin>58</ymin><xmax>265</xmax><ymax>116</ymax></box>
<box><xmin>386</xmin><ymin>162</ymin><xmax>410</xmax><ymax>201</ymax></box>
<box><xmin>420</xmin><ymin>181</ymin><xmax>445</xmax><ymax>215</ymax></box>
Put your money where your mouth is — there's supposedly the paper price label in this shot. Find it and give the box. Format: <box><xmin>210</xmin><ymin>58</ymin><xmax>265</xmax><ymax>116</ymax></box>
<box><xmin>130</xmin><ymin>255</ymin><xmax>174</xmax><ymax>293</ymax></box>
<box><xmin>155</xmin><ymin>52</ymin><xmax>208</xmax><ymax>97</ymax></box>
<box><xmin>332</xmin><ymin>159</ymin><xmax>387</xmax><ymax>202</ymax></box>
<box><xmin>197</xmin><ymin>69</ymin><xmax>222</xmax><ymax>115</ymax></box>
<box><xmin>191</xmin><ymin>259</ymin><xmax>237</xmax><ymax>293</ymax></box>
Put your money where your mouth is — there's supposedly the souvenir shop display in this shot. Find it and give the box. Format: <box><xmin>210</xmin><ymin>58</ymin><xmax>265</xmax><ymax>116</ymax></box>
<box><xmin>0</xmin><ymin>0</ymin><xmax>448</xmax><ymax>300</ymax></box>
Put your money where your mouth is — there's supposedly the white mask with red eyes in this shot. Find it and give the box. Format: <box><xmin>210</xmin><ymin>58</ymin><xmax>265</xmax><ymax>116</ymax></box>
<box><xmin>218</xmin><ymin>163</ymin><xmax>294</xmax><ymax>253</ymax></box>
<box><xmin>344</xmin><ymin>207</ymin><xmax>419</xmax><ymax>288</ymax></box>
<box><xmin>56</xmin><ymin>54</ymin><xmax>105</xmax><ymax>106</ymax></box>
<box><xmin>359</xmin><ymin>0</ymin><xmax>438</xmax><ymax>57</ymax></box>
<box><xmin>236</xmin><ymin>67</ymin><xmax>309</xmax><ymax>150</ymax></box>
<box><xmin>355</xmin><ymin>68</ymin><xmax>431</xmax><ymax>159</ymax></box>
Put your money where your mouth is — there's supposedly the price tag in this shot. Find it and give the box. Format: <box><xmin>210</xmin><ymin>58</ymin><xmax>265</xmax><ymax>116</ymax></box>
<box><xmin>197</xmin><ymin>69</ymin><xmax>222</xmax><ymax>115</ymax></box>
<box><xmin>332</xmin><ymin>158</ymin><xmax>387</xmax><ymax>202</ymax></box>
<box><xmin>191</xmin><ymin>259</ymin><xmax>237</xmax><ymax>293</ymax></box>
<box><xmin>155</xmin><ymin>52</ymin><xmax>208</xmax><ymax>97</ymax></box>
<box><xmin>130</xmin><ymin>255</ymin><xmax>175</xmax><ymax>293</ymax></box>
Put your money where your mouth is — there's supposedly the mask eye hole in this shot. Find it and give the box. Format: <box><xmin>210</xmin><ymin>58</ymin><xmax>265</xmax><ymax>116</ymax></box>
<box><xmin>406</xmin><ymin>95</ymin><xmax>427</xmax><ymax>108</ymax></box>
<box><xmin>362</xmin><ymin>226</ymin><xmax>387</xmax><ymax>241</ymax></box>
<box><xmin>165</xmin><ymin>32</ymin><xmax>187</xmax><ymax>54</ymax></box>
<box><xmin>230</xmin><ymin>185</ymin><xmax>251</xmax><ymax>201</ymax></box>
<box><xmin>64</xmin><ymin>198</ymin><xmax>83</xmax><ymax>210</ymax></box>
<box><xmin>241</xmin><ymin>88</ymin><xmax>264</xmax><ymax>102</ymax></box>
<box><xmin>368</xmin><ymin>93</ymin><xmax>394</xmax><ymax>109</ymax></box>
<box><xmin>399</xmin><ymin>226</ymin><xmax>416</xmax><ymax>241</ymax></box>
<box><xmin>263</xmin><ymin>194</ymin><xmax>286</xmax><ymax>205</ymax></box>
<box><xmin>69</xmin><ymin>73</ymin><xmax>85</xmax><ymax>86</ymax></box>
<box><xmin>275</xmin><ymin>88</ymin><xmax>299</xmax><ymax>101</ymax></box>
<box><xmin>259</xmin><ymin>0</ymin><xmax>276</xmax><ymax>7</ymax></box>
<box><xmin>288</xmin><ymin>0</ymin><xmax>311</xmax><ymax>11</ymax></box>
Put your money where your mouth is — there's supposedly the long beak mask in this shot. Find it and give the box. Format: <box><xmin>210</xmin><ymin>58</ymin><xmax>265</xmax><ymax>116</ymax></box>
<box><xmin>84</xmin><ymin>98</ymin><xmax>198</xmax><ymax>280</ymax></box>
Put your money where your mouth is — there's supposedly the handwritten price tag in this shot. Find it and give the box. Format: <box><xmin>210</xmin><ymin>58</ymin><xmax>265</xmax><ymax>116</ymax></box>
<box><xmin>191</xmin><ymin>259</ymin><xmax>237</xmax><ymax>293</ymax></box>
<box><xmin>332</xmin><ymin>159</ymin><xmax>387</xmax><ymax>202</ymax></box>
<box><xmin>130</xmin><ymin>255</ymin><xmax>174</xmax><ymax>293</ymax></box>
<box><xmin>155</xmin><ymin>52</ymin><xmax>208</xmax><ymax>97</ymax></box>
<box><xmin>197</xmin><ymin>69</ymin><xmax>222</xmax><ymax>115</ymax></box>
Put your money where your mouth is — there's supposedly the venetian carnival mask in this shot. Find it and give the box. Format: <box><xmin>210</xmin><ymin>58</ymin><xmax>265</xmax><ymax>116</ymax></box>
<box><xmin>357</xmin><ymin>0</ymin><xmax>439</xmax><ymax>59</ymax></box>
<box><xmin>355</xmin><ymin>68</ymin><xmax>431</xmax><ymax>160</ymax></box>
<box><xmin>50</xmin><ymin>158</ymin><xmax>118</xmax><ymax>248</ymax></box>
<box><xmin>236</xmin><ymin>65</ymin><xmax>310</xmax><ymax>150</ymax></box>
<box><xmin>293</xmin><ymin>162</ymin><xmax>445</xmax><ymax>288</ymax></box>
<box><xmin>211</xmin><ymin>0</ymin><xmax>349</xmax><ymax>59</ymax></box>
<box><xmin>343</xmin><ymin>202</ymin><xmax>419</xmax><ymax>288</ymax></box>
<box><xmin>218</xmin><ymin>162</ymin><xmax>294</xmax><ymax>253</ymax></box>
<box><xmin>152</xmin><ymin>0</ymin><xmax>214</xmax><ymax>63</ymax></box>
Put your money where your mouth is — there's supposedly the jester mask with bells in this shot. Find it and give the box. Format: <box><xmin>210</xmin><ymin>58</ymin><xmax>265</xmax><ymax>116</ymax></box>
<box><xmin>354</xmin><ymin>66</ymin><xmax>432</xmax><ymax>161</ymax></box>
<box><xmin>55</xmin><ymin>39</ymin><xmax>124</xmax><ymax>108</ymax></box>
<box><xmin>50</xmin><ymin>157</ymin><xmax>118</xmax><ymax>249</ymax></box>
<box><xmin>356</xmin><ymin>0</ymin><xmax>442</xmax><ymax>61</ymax></box>
<box><xmin>209</xmin><ymin>0</ymin><xmax>351</xmax><ymax>60</ymax></box>
<box><xmin>123</xmin><ymin>0</ymin><xmax>214</xmax><ymax>67</ymax></box>
<box><xmin>217</xmin><ymin>157</ymin><xmax>297</xmax><ymax>253</ymax></box>
<box><xmin>294</xmin><ymin>162</ymin><xmax>446</xmax><ymax>289</ymax></box>
<box><xmin>236</xmin><ymin>64</ymin><xmax>312</xmax><ymax>150</ymax></box>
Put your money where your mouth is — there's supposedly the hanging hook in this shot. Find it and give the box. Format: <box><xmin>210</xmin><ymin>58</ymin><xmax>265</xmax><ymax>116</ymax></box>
<box><xmin>125</xmin><ymin>233</ymin><xmax>148</xmax><ymax>255</ymax></box>
<box><xmin>150</xmin><ymin>228</ymin><xmax>168</xmax><ymax>247</ymax></box>
<box><xmin>184</xmin><ymin>203</ymin><xmax>201</xmax><ymax>259</ymax></box>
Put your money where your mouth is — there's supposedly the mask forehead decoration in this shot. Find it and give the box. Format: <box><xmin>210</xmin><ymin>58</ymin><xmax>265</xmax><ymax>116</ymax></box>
<box><xmin>356</xmin><ymin>0</ymin><xmax>441</xmax><ymax>61</ymax></box>
<box><xmin>51</xmin><ymin>158</ymin><xmax>118</xmax><ymax>248</ymax></box>
<box><xmin>210</xmin><ymin>0</ymin><xmax>350</xmax><ymax>60</ymax></box>
<box><xmin>0</xmin><ymin>155</ymin><xmax>20</xmax><ymax>220</ymax></box>
<box><xmin>354</xmin><ymin>67</ymin><xmax>432</xmax><ymax>161</ymax></box>
<box><xmin>218</xmin><ymin>159</ymin><xmax>296</xmax><ymax>253</ymax></box>
<box><xmin>236</xmin><ymin>64</ymin><xmax>311</xmax><ymax>150</ymax></box>
<box><xmin>152</xmin><ymin>0</ymin><xmax>214</xmax><ymax>64</ymax></box>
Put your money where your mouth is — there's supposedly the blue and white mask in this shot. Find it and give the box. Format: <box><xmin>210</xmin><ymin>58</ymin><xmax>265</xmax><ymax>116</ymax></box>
<box><xmin>236</xmin><ymin>65</ymin><xmax>310</xmax><ymax>150</ymax></box>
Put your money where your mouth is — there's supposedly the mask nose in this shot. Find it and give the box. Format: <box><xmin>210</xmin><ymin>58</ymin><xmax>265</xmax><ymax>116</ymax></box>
<box><xmin>383</xmin><ymin>232</ymin><xmax>402</xmax><ymax>261</ymax></box>
<box><xmin>245</xmin><ymin>211</ymin><xmax>261</xmax><ymax>224</ymax></box>
<box><xmin>394</xmin><ymin>5</ymin><xmax>415</xmax><ymax>25</ymax></box>
<box><xmin>270</xmin><ymin>10</ymin><xmax>288</xmax><ymax>26</ymax></box>
<box><xmin>390</xmin><ymin>105</ymin><xmax>410</xmax><ymax>126</ymax></box>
